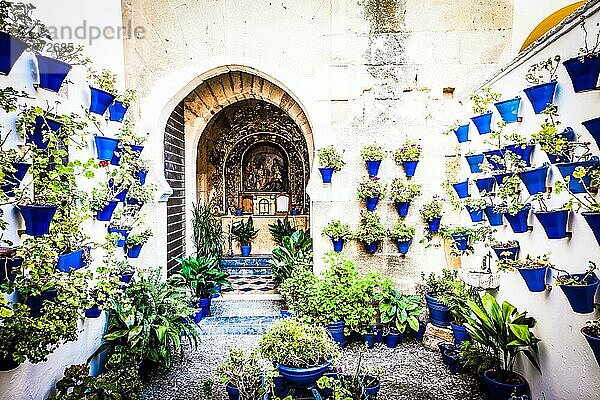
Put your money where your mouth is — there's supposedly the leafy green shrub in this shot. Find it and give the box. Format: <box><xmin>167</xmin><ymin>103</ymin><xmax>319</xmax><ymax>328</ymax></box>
<box><xmin>354</xmin><ymin>211</ymin><xmax>386</xmax><ymax>244</ymax></box>
<box><xmin>389</xmin><ymin>178</ymin><xmax>421</xmax><ymax>203</ymax></box>
<box><xmin>393</xmin><ymin>140</ymin><xmax>422</xmax><ymax>162</ymax></box>
<box><xmin>360</xmin><ymin>144</ymin><xmax>386</xmax><ymax>162</ymax></box>
<box><xmin>377</xmin><ymin>280</ymin><xmax>422</xmax><ymax>333</ymax></box>
<box><xmin>268</xmin><ymin>216</ymin><xmax>297</xmax><ymax>245</ymax></box>
<box><xmin>317</xmin><ymin>146</ymin><xmax>345</xmax><ymax>171</ymax></box>
<box><xmin>420</xmin><ymin>197</ymin><xmax>444</xmax><ymax>222</ymax></box>
<box><xmin>191</xmin><ymin>202</ymin><xmax>225</xmax><ymax>258</ymax></box>
<box><xmin>173</xmin><ymin>255</ymin><xmax>230</xmax><ymax>299</ymax></box>
<box><xmin>231</xmin><ymin>216</ymin><xmax>259</xmax><ymax>246</ymax></box>
<box><xmin>357</xmin><ymin>177</ymin><xmax>387</xmax><ymax>200</ymax></box>
<box><xmin>126</xmin><ymin>229</ymin><xmax>153</xmax><ymax>247</ymax></box>
<box><xmin>469</xmin><ymin>87</ymin><xmax>501</xmax><ymax>115</ymax></box>
<box><xmin>270</xmin><ymin>230</ymin><xmax>313</xmax><ymax>284</ymax></box>
<box><xmin>322</xmin><ymin>220</ymin><xmax>353</xmax><ymax>241</ymax></box>
<box><xmin>388</xmin><ymin>221</ymin><xmax>415</xmax><ymax>242</ymax></box>
<box><xmin>217</xmin><ymin>349</ymin><xmax>273</xmax><ymax>399</ymax></box>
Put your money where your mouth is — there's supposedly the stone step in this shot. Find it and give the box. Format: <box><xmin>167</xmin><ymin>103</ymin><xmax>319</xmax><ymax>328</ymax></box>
<box><xmin>210</xmin><ymin>294</ymin><xmax>284</xmax><ymax>317</ymax></box>
<box><xmin>223</xmin><ymin>275</ymin><xmax>278</xmax><ymax>295</ymax></box>
<box><xmin>196</xmin><ymin>315</ymin><xmax>282</xmax><ymax>335</ymax></box>
<box><xmin>221</xmin><ymin>255</ymin><xmax>273</xmax><ymax>276</ymax></box>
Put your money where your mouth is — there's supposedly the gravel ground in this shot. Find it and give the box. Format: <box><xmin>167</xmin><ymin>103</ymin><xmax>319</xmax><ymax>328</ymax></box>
<box><xmin>141</xmin><ymin>336</ymin><xmax>485</xmax><ymax>400</ymax></box>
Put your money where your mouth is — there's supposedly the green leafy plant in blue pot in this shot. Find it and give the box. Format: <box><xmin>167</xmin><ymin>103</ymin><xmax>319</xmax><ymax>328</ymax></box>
<box><xmin>581</xmin><ymin>318</ymin><xmax>600</xmax><ymax>367</ymax></box>
<box><xmin>554</xmin><ymin>262</ymin><xmax>599</xmax><ymax>314</ymax></box>
<box><xmin>376</xmin><ymin>280</ymin><xmax>422</xmax><ymax>348</ymax></box>
<box><xmin>388</xmin><ymin>220</ymin><xmax>415</xmax><ymax>255</ymax></box>
<box><xmin>496</xmin><ymin>253</ymin><xmax>551</xmax><ymax>293</ymax></box>
<box><xmin>420</xmin><ymin>196</ymin><xmax>444</xmax><ymax>233</ymax></box>
<box><xmin>317</xmin><ymin>145</ymin><xmax>345</xmax><ymax>184</ymax></box>
<box><xmin>469</xmin><ymin>88</ymin><xmax>500</xmax><ymax>134</ymax></box>
<box><xmin>360</xmin><ymin>144</ymin><xmax>386</xmax><ymax>177</ymax></box>
<box><xmin>357</xmin><ymin>176</ymin><xmax>386</xmax><ymax>211</ymax></box>
<box><xmin>355</xmin><ymin>210</ymin><xmax>386</xmax><ymax>254</ymax></box>
<box><xmin>523</xmin><ymin>56</ymin><xmax>560</xmax><ymax>113</ymax></box>
<box><xmin>563</xmin><ymin>22</ymin><xmax>600</xmax><ymax>92</ymax></box>
<box><xmin>322</xmin><ymin>220</ymin><xmax>353</xmax><ymax>253</ymax></box>
<box><xmin>231</xmin><ymin>216</ymin><xmax>259</xmax><ymax>257</ymax></box>
<box><xmin>394</xmin><ymin>139</ymin><xmax>422</xmax><ymax>178</ymax></box>
<box><xmin>389</xmin><ymin>178</ymin><xmax>421</xmax><ymax>217</ymax></box>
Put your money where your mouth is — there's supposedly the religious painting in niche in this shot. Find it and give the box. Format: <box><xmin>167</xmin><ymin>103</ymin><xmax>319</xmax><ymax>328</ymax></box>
<box><xmin>242</xmin><ymin>143</ymin><xmax>289</xmax><ymax>193</ymax></box>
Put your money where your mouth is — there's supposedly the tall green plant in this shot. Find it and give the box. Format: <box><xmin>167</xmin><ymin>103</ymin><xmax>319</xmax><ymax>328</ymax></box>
<box><xmin>268</xmin><ymin>216</ymin><xmax>297</xmax><ymax>245</ymax></box>
<box><xmin>173</xmin><ymin>255</ymin><xmax>230</xmax><ymax>299</ymax></box>
<box><xmin>191</xmin><ymin>202</ymin><xmax>224</xmax><ymax>258</ymax></box>
<box><xmin>231</xmin><ymin>216</ymin><xmax>259</xmax><ymax>246</ymax></box>
<box><xmin>270</xmin><ymin>230</ymin><xmax>313</xmax><ymax>284</ymax></box>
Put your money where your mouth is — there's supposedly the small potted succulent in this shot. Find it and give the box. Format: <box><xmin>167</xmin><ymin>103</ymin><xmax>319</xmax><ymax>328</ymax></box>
<box><xmin>554</xmin><ymin>262</ymin><xmax>599</xmax><ymax>314</ymax></box>
<box><xmin>388</xmin><ymin>220</ymin><xmax>415</xmax><ymax>255</ymax></box>
<box><xmin>125</xmin><ymin>229</ymin><xmax>153</xmax><ymax>258</ymax></box>
<box><xmin>360</xmin><ymin>144</ymin><xmax>386</xmax><ymax>177</ymax></box>
<box><xmin>523</xmin><ymin>56</ymin><xmax>561</xmax><ymax>113</ymax></box>
<box><xmin>322</xmin><ymin>220</ymin><xmax>353</xmax><ymax>253</ymax></box>
<box><xmin>393</xmin><ymin>139</ymin><xmax>422</xmax><ymax>178</ymax></box>
<box><xmin>581</xmin><ymin>318</ymin><xmax>600</xmax><ymax>367</ymax></box>
<box><xmin>469</xmin><ymin>88</ymin><xmax>501</xmax><ymax>134</ymax></box>
<box><xmin>357</xmin><ymin>176</ymin><xmax>386</xmax><ymax>211</ymax></box>
<box><xmin>420</xmin><ymin>196</ymin><xmax>444</xmax><ymax>233</ymax></box>
<box><xmin>389</xmin><ymin>178</ymin><xmax>422</xmax><ymax>217</ymax></box>
<box><xmin>317</xmin><ymin>145</ymin><xmax>345</xmax><ymax>184</ymax></box>
<box><xmin>563</xmin><ymin>22</ymin><xmax>600</xmax><ymax>93</ymax></box>
<box><xmin>231</xmin><ymin>216</ymin><xmax>259</xmax><ymax>257</ymax></box>
<box><xmin>354</xmin><ymin>210</ymin><xmax>386</xmax><ymax>254</ymax></box>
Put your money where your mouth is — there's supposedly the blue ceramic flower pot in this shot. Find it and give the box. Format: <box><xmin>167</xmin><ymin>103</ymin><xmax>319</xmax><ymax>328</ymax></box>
<box><xmin>85</xmin><ymin>304</ymin><xmax>102</xmax><ymax>319</ymax></box>
<box><xmin>559</xmin><ymin>273</ymin><xmax>599</xmax><ymax>314</ymax></box>
<box><xmin>332</xmin><ymin>238</ymin><xmax>344</xmax><ymax>253</ymax></box>
<box><xmin>25</xmin><ymin>289</ymin><xmax>58</xmax><ymax>317</ymax></box>
<box><xmin>137</xmin><ymin>169</ymin><xmax>148</xmax><ymax>185</ymax></box>
<box><xmin>403</xmin><ymin>160</ymin><xmax>419</xmax><ymax>177</ymax></box>
<box><xmin>450</xmin><ymin>323</ymin><xmax>471</xmax><ymax>345</ymax></box>
<box><xmin>534</xmin><ymin>210</ymin><xmax>569</xmax><ymax>239</ymax></box>
<box><xmin>518</xmin><ymin>266</ymin><xmax>548</xmax><ymax>292</ymax></box>
<box><xmin>563</xmin><ymin>56</ymin><xmax>600</xmax><ymax>93</ymax></box>
<box><xmin>364</xmin><ymin>333</ymin><xmax>375</xmax><ymax>349</ymax></box>
<box><xmin>27</xmin><ymin>116</ymin><xmax>62</xmax><ymax>150</ymax></box>
<box><xmin>452</xmin><ymin>179</ymin><xmax>469</xmax><ymax>198</ymax></box>
<box><xmin>319</xmin><ymin>167</ymin><xmax>334</xmax><ymax>183</ymax></box>
<box><xmin>96</xmin><ymin>200</ymin><xmax>118</xmax><ymax>221</ymax></box>
<box><xmin>504</xmin><ymin>205</ymin><xmax>530</xmax><ymax>234</ymax></box>
<box><xmin>111</xmin><ymin>144</ymin><xmax>144</xmax><ymax>165</ymax></box>
<box><xmin>492</xmin><ymin>245</ymin><xmax>519</xmax><ymax>260</ymax></box>
<box><xmin>425</xmin><ymin>292</ymin><xmax>451</xmax><ymax>328</ymax></box>
<box><xmin>108</xmin><ymin>101</ymin><xmax>129</xmax><ymax>122</ymax></box>
<box><xmin>94</xmin><ymin>136</ymin><xmax>120</xmax><ymax>161</ymax></box>
<box><xmin>57</xmin><ymin>249</ymin><xmax>84</xmax><ymax>273</ymax></box>
<box><xmin>416</xmin><ymin>322</ymin><xmax>426</xmax><ymax>341</ymax></box>
<box><xmin>556</xmin><ymin>159</ymin><xmax>599</xmax><ymax>194</ymax></box>
<box><xmin>452</xmin><ymin>234</ymin><xmax>469</xmax><ymax>251</ymax></box>
<box><xmin>226</xmin><ymin>384</ymin><xmax>240</xmax><ymax>400</ymax></box>
<box><xmin>466</xmin><ymin>206</ymin><xmax>484</xmax><ymax>223</ymax></box>
<box><xmin>365</xmin><ymin>196</ymin><xmax>379</xmax><ymax>211</ymax></box>
<box><xmin>195</xmin><ymin>297</ymin><xmax>212</xmax><ymax>318</ymax></box>
<box><xmin>119</xmin><ymin>272</ymin><xmax>134</xmax><ymax>285</ymax></box>
<box><xmin>108</xmin><ymin>227</ymin><xmax>130</xmax><ymax>247</ymax></box>
<box><xmin>454</xmin><ymin>124</ymin><xmax>469</xmax><ymax>143</ymax></box>
<box><xmin>438</xmin><ymin>342</ymin><xmax>456</xmax><ymax>365</ymax></box>
<box><xmin>582</xmin><ymin>327</ymin><xmax>600</xmax><ymax>367</ymax></box>
<box><xmin>483</xmin><ymin>149</ymin><xmax>505</xmax><ymax>171</ymax></box>
<box><xmin>364</xmin><ymin>241</ymin><xmax>379</xmax><ymax>254</ymax></box>
<box><xmin>427</xmin><ymin>217</ymin><xmax>442</xmax><ymax>233</ymax></box>
<box><xmin>235</xmin><ymin>210</ymin><xmax>243</xmax><ymax>216</ymax></box>
<box><xmin>505</xmin><ymin>144</ymin><xmax>534</xmax><ymax>167</ymax></box>
<box><xmin>494</xmin><ymin>97</ymin><xmax>521</xmax><ymax>123</ymax></box>
<box><xmin>19</xmin><ymin>205</ymin><xmax>58</xmax><ymax>236</ymax></box>
<box><xmin>35</xmin><ymin>54</ymin><xmax>72</xmax><ymax>92</ymax></box>
<box><xmin>1</xmin><ymin>162</ymin><xmax>30</xmax><ymax>197</ymax></box>
<box><xmin>395</xmin><ymin>201</ymin><xmax>410</xmax><ymax>217</ymax></box>
<box><xmin>475</xmin><ymin>177</ymin><xmax>495</xmax><ymax>195</ymax></box>
<box><xmin>327</xmin><ymin>321</ymin><xmax>346</xmax><ymax>348</ymax></box>
<box><xmin>523</xmin><ymin>80</ymin><xmax>557</xmax><ymax>114</ymax></box>
<box><xmin>519</xmin><ymin>165</ymin><xmax>549</xmax><ymax>195</ymax></box>
<box><xmin>493</xmin><ymin>172</ymin><xmax>512</xmax><ymax>186</ymax></box>
<box><xmin>89</xmin><ymin>86</ymin><xmax>116</xmax><ymax>115</ymax></box>
<box><xmin>365</xmin><ymin>160</ymin><xmax>381</xmax><ymax>177</ymax></box>
<box><xmin>385</xmin><ymin>332</ymin><xmax>402</xmax><ymax>348</ymax></box>
<box><xmin>444</xmin><ymin>349</ymin><xmax>461</xmax><ymax>374</ymax></box>
<box><xmin>483</xmin><ymin>370</ymin><xmax>530</xmax><ymax>400</ymax></box>
<box><xmin>0</xmin><ymin>32</ymin><xmax>27</xmax><ymax>75</ymax></box>
<box><xmin>127</xmin><ymin>244</ymin><xmax>143</xmax><ymax>258</ymax></box>
<box><xmin>115</xmin><ymin>187</ymin><xmax>128</xmax><ymax>202</ymax></box>
<box><xmin>471</xmin><ymin>112</ymin><xmax>493</xmax><ymax>134</ymax></box>
<box><xmin>241</xmin><ymin>245</ymin><xmax>251</xmax><ymax>257</ymax></box>
<box><xmin>582</xmin><ymin>116</ymin><xmax>600</xmax><ymax>150</ymax></box>
<box><xmin>374</xmin><ymin>328</ymin><xmax>383</xmax><ymax>343</ymax></box>
<box><xmin>277</xmin><ymin>361</ymin><xmax>332</xmax><ymax>387</ymax></box>
<box><xmin>485</xmin><ymin>206</ymin><xmax>504</xmax><ymax>227</ymax></box>
<box><xmin>396</xmin><ymin>239</ymin><xmax>411</xmax><ymax>255</ymax></box>
<box><xmin>582</xmin><ymin>212</ymin><xmax>600</xmax><ymax>246</ymax></box>
<box><xmin>465</xmin><ymin>154</ymin><xmax>485</xmax><ymax>173</ymax></box>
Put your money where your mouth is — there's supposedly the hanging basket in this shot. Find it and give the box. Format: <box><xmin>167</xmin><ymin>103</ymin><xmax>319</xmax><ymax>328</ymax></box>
<box><xmin>519</xmin><ymin>165</ymin><xmax>549</xmax><ymax>195</ymax></box>
<box><xmin>0</xmin><ymin>31</ymin><xmax>27</xmax><ymax>75</ymax></box>
<box><xmin>35</xmin><ymin>53</ymin><xmax>72</xmax><ymax>92</ymax></box>
<box><xmin>563</xmin><ymin>56</ymin><xmax>600</xmax><ymax>93</ymax></box>
<box><xmin>523</xmin><ymin>80</ymin><xmax>557</xmax><ymax>114</ymax></box>
<box><xmin>94</xmin><ymin>136</ymin><xmax>120</xmax><ymax>161</ymax></box>
<box><xmin>494</xmin><ymin>97</ymin><xmax>521</xmax><ymax>123</ymax></box>
<box><xmin>534</xmin><ymin>210</ymin><xmax>569</xmax><ymax>239</ymax></box>
<box><xmin>471</xmin><ymin>112</ymin><xmax>493</xmax><ymax>135</ymax></box>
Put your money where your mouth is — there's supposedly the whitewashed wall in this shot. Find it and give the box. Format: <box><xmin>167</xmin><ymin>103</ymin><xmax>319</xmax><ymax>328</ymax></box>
<box><xmin>455</xmin><ymin>3</ymin><xmax>600</xmax><ymax>398</ymax></box>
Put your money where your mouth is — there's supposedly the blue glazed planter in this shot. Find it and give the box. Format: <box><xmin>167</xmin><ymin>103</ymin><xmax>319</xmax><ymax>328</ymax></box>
<box><xmin>582</xmin><ymin>327</ymin><xmax>600</xmax><ymax>367</ymax></box>
<box><xmin>483</xmin><ymin>149</ymin><xmax>505</xmax><ymax>171</ymax></box>
<box><xmin>119</xmin><ymin>272</ymin><xmax>134</xmax><ymax>285</ymax></box>
<box><xmin>365</xmin><ymin>196</ymin><xmax>379</xmax><ymax>211</ymax></box>
<box><xmin>57</xmin><ymin>249</ymin><xmax>84</xmax><ymax>273</ymax></box>
<box><xmin>438</xmin><ymin>342</ymin><xmax>456</xmax><ymax>365</ymax></box>
<box><xmin>518</xmin><ymin>266</ymin><xmax>548</xmax><ymax>292</ymax></box>
<box><xmin>492</xmin><ymin>245</ymin><xmax>519</xmax><ymax>260</ymax></box>
<box><xmin>111</xmin><ymin>144</ymin><xmax>144</xmax><ymax>166</ymax></box>
<box><xmin>395</xmin><ymin>201</ymin><xmax>410</xmax><ymax>217</ymax></box>
<box><xmin>127</xmin><ymin>244</ymin><xmax>143</xmax><ymax>258</ymax></box>
<box><xmin>465</xmin><ymin>154</ymin><xmax>485</xmax><ymax>173</ymax></box>
<box><xmin>364</xmin><ymin>333</ymin><xmax>375</xmax><ymax>349</ymax></box>
<box><xmin>27</xmin><ymin>116</ymin><xmax>62</xmax><ymax>150</ymax></box>
<box><xmin>277</xmin><ymin>361</ymin><xmax>331</xmax><ymax>387</ymax></box>
<box><xmin>523</xmin><ymin>80</ymin><xmax>557</xmax><ymax>114</ymax></box>
<box><xmin>444</xmin><ymin>349</ymin><xmax>461</xmax><ymax>374</ymax></box>
<box><xmin>452</xmin><ymin>180</ymin><xmax>469</xmax><ymax>198</ymax></box>
<box><xmin>385</xmin><ymin>332</ymin><xmax>402</xmax><ymax>348</ymax></box>
<box><xmin>85</xmin><ymin>304</ymin><xmax>102</xmax><ymax>319</ymax></box>
<box><xmin>0</xmin><ymin>31</ymin><xmax>27</xmax><ymax>75</ymax></box>
<box><xmin>403</xmin><ymin>160</ymin><xmax>419</xmax><ymax>177</ymax></box>
<box><xmin>108</xmin><ymin>227</ymin><xmax>130</xmax><ymax>247</ymax></box>
<box><xmin>452</xmin><ymin>234</ymin><xmax>469</xmax><ymax>251</ymax></box>
<box><xmin>96</xmin><ymin>201</ymin><xmax>118</xmax><ymax>221</ymax></box>
<box><xmin>471</xmin><ymin>112</ymin><xmax>493</xmax><ymax>134</ymax></box>
<box><xmin>454</xmin><ymin>124</ymin><xmax>469</xmax><ymax>143</ymax></box>
<box><xmin>519</xmin><ymin>165</ymin><xmax>549</xmax><ymax>195</ymax></box>
<box><xmin>89</xmin><ymin>86</ymin><xmax>116</xmax><ymax>115</ymax></box>
<box><xmin>534</xmin><ymin>210</ymin><xmax>569</xmax><ymax>239</ymax></box>
<box><xmin>493</xmin><ymin>172</ymin><xmax>513</xmax><ymax>186</ymax></box>
<box><xmin>494</xmin><ymin>97</ymin><xmax>521</xmax><ymax>123</ymax></box>
<box><xmin>582</xmin><ymin>212</ymin><xmax>600</xmax><ymax>246</ymax></box>
<box><xmin>559</xmin><ymin>273</ymin><xmax>599</xmax><ymax>314</ymax></box>
<box><xmin>556</xmin><ymin>159</ymin><xmax>599</xmax><ymax>194</ymax></box>
<box><xmin>466</xmin><ymin>206</ymin><xmax>484</xmax><ymax>223</ymax></box>
<box><xmin>425</xmin><ymin>292</ymin><xmax>451</xmax><ymax>328</ymax></box>
<box><xmin>327</xmin><ymin>321</ymin><xmax>346</xmax><ymax>348</ymax></box>
<box><xmin>364</xmin><ymin>241</ymin><xmax>380</xmax><ymax>254</ymax></box>
<box><xmin>505</xmin><ymin>144</ymin><xmax>534</xmax><ymax>167</ymax></box>
<box><xmin>1</xmin><ymin>162</ymin><xmax>30</xmax><ymax>197</ymax></box>
<box><xmin>563</xmin><ymin>56</ymin><xmax>600</xmax><ymax>93</ymax></box>
<box><xmin>94</xmin><ymin>136</ymin><xmax>120</xmax><ymax>161</ymax></box>
<box><xmin>225</xmin><ymin>384</ymin><xmax>239</xmax><ymax>400</ymax></box>
<box><xmin>483</xmin><ymin>370</ymin><xmax>529</xmax><ymax>400</ymax></box>
<box><xmin>427</xmin><ymin>217</ymin><xmax>442</xmax><ymax>234</ymax></box>
<box><xmin>475</xmin><ymin>177</ymin><xmax>495</xmax><ymax>195</ymax></box>
<box><xmin>235</xmin><ymin>210</ymin><xmax>243</xmax><ymax>216</ymax></box>
<box><xmin>504</xmin><ymin>206</ymin><xmax>531</xmax><ymax>234</ymax></box>
<box><xmin>108</xmin><ymin>101</ymin><xmax>129</xmax><ymax>122</ymax></box>
<box><xmin>19</xmin><ymin>205</ymin><xmax>58</xmax><ymax>236</ymax></box>
<box><xmin>35</xmin><ymin>54</ymin><xmax>72</xmax><ymax>92</ymax></box>
<box><xmin>137</xmin><ymin>169</ymin><xmax>148</xmax><ymax>185</ymax></box>
<box><xmin>332</xmin><ymin>238</ymin><xmax>344</xmax><ymax>253</ymax></box>
<box><xmin>582</xmin><ymin>116</ymin><xmax>600</xmax><ymax>150</ymax></box>
<box><xmin>114</xmin><ymin>187</ymin><xmax>128</xmax><ymax>202</ymax></box>
<box><xmin>241</xmin><ymin>245</ymin><xmax>251</xmax><ymax>257</ymax></box>
<box><xmin>25</xmin><ymin>289</ymin><xmax>58</xmax><ymax>318</ymax></box>
<box><xmin>196</xmin><ymin>297</ymin><xmax>212</xmax><ymax>318</ymax></box>
<box><xmin>396</xmin><ymin>239</ymin><xmax>412</xmax><ymax>255</ymax></box>
<box><xmin>374</xmin><ymin>328</ymin><xmax>383</xmax><ymax>343</ymax></box>
<box><xmin>450</xmin><ymin>323</ymin><xmax>471</xmax><ymax>345</ymax></box>
<box><xmin>416</xmin><ymin>322</ymin><xmax>426</xmax><ymax>341</ymax></box>
<box><xmin>365</xmin><ymin>160</ymin><xmax>381</xmax><ymax>177</ymax></box>
<box><xmin>319</xmin><ymin>167</ymin><xmax>334</xmax><ymax>183</ymax></box>
<box><xmin>485</xmin><ymin>206</ymin><xmax>504</xmax><ymax>227</ymax></box>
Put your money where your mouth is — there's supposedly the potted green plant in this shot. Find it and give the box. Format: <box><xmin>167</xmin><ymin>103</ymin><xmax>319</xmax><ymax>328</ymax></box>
<box><xmin>470</xmin><ymin>88</ymin><xmax>501</xmax><ymax>134</ymax></box>
<box><xmin>377</xmin><ymin>280</ymin><xmax>422</xmax><ymax>348</ymax></box>
<box><xmin>354</xmin><ymin>211</ymin><xmax>386</xmax><ymax>254</ymax></box>
<box><xmin>439</xmin><ymin>225</ymin><xmax>473</xmax><ymax>253</ymax></box>
<box><xmin>523</xmin><ymin>55</ymin><xmax>561</xmax><ymax>113</ymax></box>
<box><xmin>217</xmin><ymin>349</ymin><xmax>274</xmax><ymax>400</ymax></box>
<box><xmin>125</xmin><ymin>229</ymin><xmax>153</xmax><ymax>259</ymax></box>
<box><xmin>531</xmin><ymin>105</ymin><xmax>575</xmax><ymax>164</ymax></box>
<box><xmin>393</xmin><ymin>139</ymin><xmax>422</xmax><ymax>178</ymax></box>
<box><xmin>231</xmin><ymin>216</ymin><xmax>259</xmax><ymax>257</ymax></box>
<box><xmin>87</xmin><ymin>68</ymin><xmax>117</xmax><ymax>115</ymax></box>
<box><xmin>317</xmin><ymin>145</ymin><xmax>345</xmax><ymax>183</ymax></box>
<box><xmin>322</xmin><ymin>220</ymin><xmax>353</xmax><ymax>253</ymax></box>
<box><xmin>496</xmin><ymin>254</ymin><xmax>552</xmax><ymax>293</ymax></box>
<box><xmin>109</xmin><ymin>89</ymin><xmax>137</xmax><ymax>122</ymax></box>
<box><xmin>420</xmin><ymin>196</ymin><xmax>444</xmax><ymax>233</ymax></box>
<box><xmin>389</xmin><ymin>178</ymin><xmax>421</xmax><ymax>217</ymax></box>
<box><xmin>563</xmin><ymin>21</ymin><xmax>600</xmax><ymax>92</ymax></box>
<box><xmin>463</xmin><ymin>197</ymin><xmax>487</xmax><ymax>223</ymax></box>
<box><xmin>111</xmin><ymin>121</ymin><xmax>147</xmax><ymax>165</ymax></box>
<box><xmin>581</xmin><ymin>318</ymin><xmax>600</xmax><ymax>367</ymax></box>
<box><xmin>491</xmin><ymin>240</ymin><xmax>520</xmax><ymax>261</ymax></box>
<box><xmin>422</xmin><ymin>269</ymin><xmax>458</xmax><ymax>328</ymax></box>
<box><xmin>357</xmin><ymin>176</ymin><xmax>386</xmax><ymax>211</ymax></box>
<box><xmin>360</xmin><ymin>144</ymin><xmax>386</xmax><ymax>177</ymax></box>
<box><xmin>554</xmin><ymin>262</ymin><xmax>599</xmax><ymax>314</ymax></box>
<box><xmin>268</xmin><ymin>216</ymin><xmax>297</xmax><ymax>245</ymax></box>
<box><xmin>90</xmin><ymin>184</ymin><xmax>119</xmax><ymax>221</ymax></box>
<box><xmin>388</xmin><ymin>221</ymin><xmax>415</xmax><ymax>255</ymax></box>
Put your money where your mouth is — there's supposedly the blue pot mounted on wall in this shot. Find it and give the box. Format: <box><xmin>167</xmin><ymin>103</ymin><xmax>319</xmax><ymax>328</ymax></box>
<box><xmin>523</xmin><ymin>80</ymin><xmax>557</xmax><ymax>114</ymax></box>
<box><xmin>505</xmin><ymin>144</ymin><xmax>534</xmax><ymax>167</ymax></box>
<box><xmin>364</xmin><ymin>241</ymin><xmax>380</xmax><ymax>254</ymax></box>
<box><xmin>18</xmin><ymin>205</ymin><xmax>58</xmax><ymax>236</ymax></box>
<box><xmin>494</xmin><ymin>97</ymin><xmax>521</xmax><ymax>123</ymax></box>
<box><xmin>108</xmin><ymin>101</ymin><xmax>129</xmax><ymax>122</ymax></box>
<box><xmin>365</xmin><ymin>196</ymin><xmax>379</xmax><ymax>211</ymax></box>
<box><xmin>425</xmin><ymin>292</ymin><xmax>451</xmax><ymax>327</ymax></box>
<box><xmin>56</xmin><ymin>249</ymin><xmax>84</xmax><ymax>273</ymax></box>
<box><xmin>466</xmin><ymin>206</ymin><xmax>484</xmax><ymax>223</ymax></box>
<box><xmin>96</xmin><ymin>201</ymin><xmax>118</xmax><ymax>221</ymax></box>
<box><xmin>240</xmin><ymin>245</ymin><xmax>251</xmax><ymax>257</ymax></box>
<box><xmin>518</xmin><ymin>266</ymin><xmax>548</xmax><ymax>292</ymax></box>
<box><xmin>396</xmin><ymin>239</ymin><xmax>411</xmax><ymax>255</ymax></box>
<box><xmin>485</xmin><ymin>206</ymin><xmax>504</xmax><ymax>226</ymax></box>
<box><xmin>483</xmin><ymin>149</ymin><xmax>505</xmax><ymax>171</ymax></box>
<box><xmin>493</xmin><ymin>172</ymin><xmax>512</xmax><ymax>186</ymax></box>
<box><xmin>582</xmin><ymin>327</ymin><xmax>600</xmax><ymax>367</ymax></box>
<box><xmin>137</xmin><ymin>169</ymin><xmax>148</xmax><ymax>185</ymax></box>
<box><xmin>471</xmin><ymin>112</ymin><xmax>493</xmax><ymax>134</ymax></box>
<box><xmin>108</xmin><ymin>227</ymin><xmax>130</xmax><ymax>247</ymax></box>
<box><xmin>534</xmin><ymin>210</ymin><xmax>569</xmax><ymax>239</ymax></box>
<box><xmin>1</xmin><ymin>162</ymin><xmax>30</xmax><ymax>197</ymax></box>
<box><xmin>519</xmin><ymin>165</ymin><xmax>549</xmax><ymax>195</ymax></box>
<box><xmin>475</xmin><ymin>177</ymin><xmax>495</xmax><ymax>195</ymax></box>
<box><xmin>492</xmin><ymin>245</ymin><xmax>519</xmax><ymax>260</ymax></box>
<box><xmin>452</xmin><ymin>234</ymin><xmax>469</xmax><ymax>251</ymax></box>
<box><xmin>427</xmin><ymin>217</ymin><xmax>442</xmax><ymax>233</ymax></box>
<box><xmin>319</xmin><ymin>167</ymin><xmax>334</xmax><ymax>183</ymax></box>
<box><xmin>35</xmin><ymin>54</ymin><xmax>72</xmax><ymax>92</ymax></box>
<box><xmin>465</xmin><ymin>154</ymin><xmax>485</xmax><ymax>173</ymax></box>
<box><xmin>582</xmin><ymin>116</ymin><xmax>600</xmax><ymax>150</ymax></box>
<box><xmin>504</xmin><ymin>206</ymin><xmax>530</xmax><ymax>234</ymax></box>
<box><xmin>556</xmin><ymin>158</ymin><xmax>599</xmax><ymax>194</ymax></box>
<box><xmin>452</xmin><ymin>180</ymin><xmax>469</xmax><ymax>198</ymax></box>
<box><xmin>582</xmin><ymin>212</ymin><xmax>600</xmax><ymax>246</ymax></box>
<box><xmin>403</xmin><ymin>160</ymin><xmax>419</xmax><ymax>177</ymax></box>
<box><xmin>332</xmin><ymin>238</ymin><xmax>344</xmax><ymax>253</ymax></box>
<box><xmin>454</xmin><ymin>124</ymin><xmax>469</xmax><ymax>143</ymax></box>
<box><xmin>111</xmin><ymin>144</ymin><xmax>144</xmax><ymax>166</ymax></box>
<box><xmin>559</xmin><ymin>273</ymin><xmax>599</xmax><ymax>314</ymax></box>
<box><xmin>563</xmin><ymin>56</ymin><xmax>600</xmax><ymax>92</ymax></box>
<box><xmin>395</xmin><ymin>201</ymin><xmax>410</xmax><ymax>217</ymax></box>
<box><xmin>85</xmin><ymin>304</ymin><xmax>102</xmax><ymax>319</ymax></box>
<box><xmin>0</xmin><ymin>32</ymin><xmax>27</xmax><ymax>75</ymax></box>
<box><xmin>89</xmin><ymin>86</ymin><xmax>116</xmax><ymax>115</ymax></box>
<box><xmin>94</xmin><ymin>136</ymin><xmax>120</xmax><ymax>161</ymax></box>
<box><xmin>27</xmin><ymin>116</ymin><xmax>62</xmax><ymax>150</ymax></box>
<box><xmin>25</xmin><ymin>289</ymin><xmax>58</xmax><ymax>318</ymax></box>
<box><xmin>127</xmin><ymin>244</ymin><xmax>143</xmax><ymax>258</ymax></box>
<box><xmin>365</xmin><ymin>160</ymin><xmax>381</xmax><ymax>177</ymax></box>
